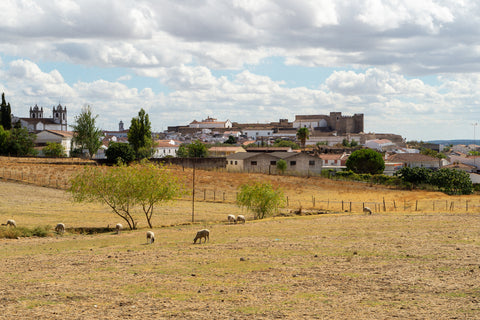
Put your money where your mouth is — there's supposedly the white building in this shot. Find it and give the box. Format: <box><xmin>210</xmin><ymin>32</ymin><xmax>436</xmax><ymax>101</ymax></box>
<box><xmin>189</xmin><ymin>116</ymin><xmax>232</xmax><ymax>129</ymax></box>
<box><xmin>13</xmin><ymin>104</ymin><xmax>68</xmax><ymax>132</ymax></box>
<box><xmin>365</xmin><ymin>139</ymin><xmax>395</xmax><ymax>152</ymax></box>
<box><xmin>35</xmin><ymin>130</ymin><xmax>75</xmax><ymax>156</ymax></box>
<box><xmin>152</xmin><ymin>140</ymin><xmax>181</xmax><ymax>158</ymax></box>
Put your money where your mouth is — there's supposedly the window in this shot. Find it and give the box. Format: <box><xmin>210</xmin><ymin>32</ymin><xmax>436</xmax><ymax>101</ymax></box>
<box><xmin>309</xmin><ymin>160</ymin><xmax>315</xmax><ymax>166</ymax></box>
<box><xmin>270</xmin><ymin>161</ymin><xmax>276</xmax><ymax>165</ymax></box>
<box><xmin>251</xmin><ymin>161</ymin><xmax>257</xmax><ymax>166</ymax></box>
<box><xmin>230</xmin><ymin>161</ymin><xmax>233</xmax><ymax>165</ymax></box>
<box><xmin>290</xmin><ymin>161</ymin><xmax>296</xmax><ymax>166</ymax></box>
<box><xmin>234</xmin><ymin>161</ymin><xmax>237</xmax><ymax>165</ymax></box>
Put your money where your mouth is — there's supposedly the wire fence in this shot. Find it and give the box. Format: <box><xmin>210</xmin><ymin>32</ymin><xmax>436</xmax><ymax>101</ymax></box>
<box><xmin>1</xmin><ymin>166</ymin><xmax>479</xmax><ymax>214</ymax></box>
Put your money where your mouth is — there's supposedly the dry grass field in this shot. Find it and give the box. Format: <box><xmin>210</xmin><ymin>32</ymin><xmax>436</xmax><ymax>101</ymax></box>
<box><xmin>0</xmin><ymin>158</ymin><xmax>480</xmax><ymax>319</ymax></box>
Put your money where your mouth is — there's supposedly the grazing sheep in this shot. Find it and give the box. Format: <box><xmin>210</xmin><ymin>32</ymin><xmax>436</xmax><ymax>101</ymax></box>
<box><xmin>363</xmin><ymin>207</ymin><xmax>372</xmax><ymax>215</ymax></box>
<box><xmin>193</xmin><ymin>229</ymin><xmax>210</xmax><ymax>244</ymax></box>
<box><xmin>115</xmin><ymin>223</ymin><xmax>123</xmax><ymax>234</ymax></box>
<box><xmin>146</xmin><ymin>231</ymin><xmax>155</xmax><ymax>244</ymax></box>
<box><xmin>236</xmin><ymin>215</ymin><xmax>246</xmax><ymax>224</ymax></box>
<box><xmin>2</xmin><ymin>219</ymin><xmax>17</xmax><ymax>227</ymax></box>
<box><xmin>227</xmin><ymin>214</ymin><xmax>236</xmax><ymax>224</ymax></box>
<box><xmin>55</xmin><ymin>223</ymin><xmax>65</xmax><ymax>234</ymax></box>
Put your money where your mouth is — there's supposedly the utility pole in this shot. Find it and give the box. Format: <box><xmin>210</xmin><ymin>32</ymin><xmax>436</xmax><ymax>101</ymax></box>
<box><xmin>473</xmin><ymin>122</ymin><xmax>478</xmax><ymax>171</ymax></box>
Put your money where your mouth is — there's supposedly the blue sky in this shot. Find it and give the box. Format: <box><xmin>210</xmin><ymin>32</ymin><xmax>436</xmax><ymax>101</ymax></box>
<box><xmin>1</xmin><ymin>1</ymin><xmax>480</xmax><ymax>140</ymax></box>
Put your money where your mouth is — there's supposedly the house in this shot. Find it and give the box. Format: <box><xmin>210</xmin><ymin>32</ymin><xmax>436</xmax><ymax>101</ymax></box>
<box><xmin>318</xmin><ymin>153</ymin><xmax>348</xmax><ymax>167</ymax></box>
<box><xmin>365</xmin><ymin>139</ymin><xmax>395</xmax><ymax>152</ymax></box>
<box><xmin>226</xmin><ymin>152</ymin><xmax>322</xmax><ymax>174</ymax></box>
<box><xmin>208</xmin><ymin>146</ymin><xmax>246</xmax><ymax>157</ymax></box>
<box><xmin>386</xmin><ymin>153</ymin><xmax>441</xmax><ymax>169</ymax></box>
<box><xmin>241</xmin><ymin>127</ymin><xmax>274</xmax><ymax>139</ymax></box>
<box><xmin>152</xmin><ymin>140</ymin><xmax>181</xmax><ymax>158</ymax></box>
<box><xmin>35</xmin><ymin>130</ymin><xmax>75</xmax><ymax>156</ymax></box>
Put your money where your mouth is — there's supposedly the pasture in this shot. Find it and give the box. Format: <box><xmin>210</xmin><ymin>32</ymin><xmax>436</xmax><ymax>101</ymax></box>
<box><xmin>0</xmin><ymin>174</ymin><xmax>479</xmax><ymax>319</ymax></box>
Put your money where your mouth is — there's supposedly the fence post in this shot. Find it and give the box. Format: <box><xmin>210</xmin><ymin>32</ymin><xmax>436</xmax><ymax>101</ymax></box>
<box><xmin>204</xmin><ymin>189</ymin><xmax>206</xmax><ymax>201</ymax></box>
<box><xmin>214</xmin><ymin>190</ymin><xmax>216</xmax><ymax>201</ymax></box>
<box><xmin>287</xmin><ymin>196</ymin><xmax>289</xmax><ymax>207</ymax></box>
<box><xmin>466</xmin><ymin>200</ymin><xmax>468</xmax><ymax>211</ymax></box>
<box><xmin>393</xmin><ymin>200</ymin><xmax>396</xmax><ymax>209</ymax></box>
<box><xmin>342</xmin><ymin>200</ymin><xmax>344</xmax><ymax>211</ymax></box>
<box><xmin>415</xmin><ymin>200</ymin><xmax>418</xmax><ymax>211</ymax></box>
<box><xmin>349</xmin><ymin>202</ymin><xmax>352</xmax><ymax>212</ymax></box>
<box><xmin>383</xmin><ymin>197</ymin><xmax>386</xmax><ymax>211</ymax></box>
<box><xmin>404</xmin><ymin>199</ymin><xmax>406</xmax><ymax>211</ymax></box>
<box><xmin>223</xmin><ymin>192</ymin><xmax>225</xmax><ymax>202</ymax></box>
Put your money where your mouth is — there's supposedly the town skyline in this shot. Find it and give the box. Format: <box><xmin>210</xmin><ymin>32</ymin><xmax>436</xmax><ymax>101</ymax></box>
<box><xmin>1</xmin><ymin>1</ymin><xmax>480</xmax><ymax>141</ymax></box>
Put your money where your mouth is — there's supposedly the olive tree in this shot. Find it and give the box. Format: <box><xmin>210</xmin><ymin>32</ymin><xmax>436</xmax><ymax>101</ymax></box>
<box><xmin>131</xmin><ymin>163</ymin><xmax>186</xmax><ymax>228</ymax></box>
<box><xmin>236</xmin><ymin>182</ymin><xmax>285</xmax><ymax>219</ymax></box>
<box><xmin>69</xmin><ymin>163</ymin><xmax>185</xmax><ymax>229</ymax></box>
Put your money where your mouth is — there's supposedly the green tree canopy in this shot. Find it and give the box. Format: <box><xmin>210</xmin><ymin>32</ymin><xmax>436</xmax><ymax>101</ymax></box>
<box><xmin>71</xmin><ymin>106</ymin><xmax>102</xmax><ymax>159</ymax></box>
<box><xmin>224</xmin><ymin>135</ymin><xmax>237</xmax><ymax>144</ymax></box>
<box><xmin>429</xmin><ymin>168</ymin><xmax>473</xmax><ymax>195</ymax></box>
<box><xmin>273</xmin><ymin>139</ymin><xmax>300</xmax><ymax>149</ymax></box>
<box><xmin>236</xmin><ymin>182</ymin><xmax>285</xmax><ymax>219</ymax></box>
<box><xmin>43</xmin><ymin>142</ymin><xmax>66</xmax><ymax>157</ymax></box>
<box><xmin>6</xmin><ymin>127</ymin><xmax>36</xmax><ymax>156</ymax></box>
<box><xmin>105</xmin><ymin>142</ymin><xmax>135</xmax><ymax>164</ymax></box>
<box><xmin>276</xmin><ymin>159</ymin><xmax>287</xmax><ymax>174</ymax></box>
<box><xmin>396</xmin><ymin>167</ymin><xmax>432</xmax><ymax>186</ymax></box>
<box><xmin>346</xmin><ymin>149</ymin><xmax>385</xmax><ymax>174</ymax></box>
<box><xmin>128</xmin><ymin>108</ymin><xmax>154</xmax><ymax>159</ymax></box>
<box><xmin>178</xmin><ymin>140</ymin><xmax>208</xmax><ymax>158</ymax></box>
<box><xmin>296</xmin><ymin>127</ymin><xmax>310</xmax><ymax>150</ymax></box>
<box><xmin>69</xmin><ymin>164</ymin><xmax>186</xmax><ymax>229</ymax></box>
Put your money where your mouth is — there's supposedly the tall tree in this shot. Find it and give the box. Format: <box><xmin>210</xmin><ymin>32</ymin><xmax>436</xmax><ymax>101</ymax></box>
<box><xmin>6</xmin><ymin>127</ymin><xmax>36</xmax><ymax>156</ymax></box>
<box><xmin>0</xmin><ymin>93</ymin><xmax>12</xmax><ymax>130</ymax></box>
<box><xmin>128</xmin><ymin>108</ymin><xmax>153</xmax><ymax>159</ymax></box>
<box><xmin>296</xmin><ymin>127</ymin><xmax>310</xmax><ymax>150</ymax></box>
<box><xmin>71</xmin><ymin>106</ymin><xmax>102</xmax><ymax>159</ymax></box>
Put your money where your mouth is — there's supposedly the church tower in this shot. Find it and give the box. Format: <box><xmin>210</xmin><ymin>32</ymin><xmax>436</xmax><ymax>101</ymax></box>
<box><xmin>52</xmin><ymin>104</ymin><xmax>67</xmax><ymax>130</ymax></box>
<box><xmin>30</xmin><ymin>105</ymin><xmax>43</xmax><ymax>119</ymax></box>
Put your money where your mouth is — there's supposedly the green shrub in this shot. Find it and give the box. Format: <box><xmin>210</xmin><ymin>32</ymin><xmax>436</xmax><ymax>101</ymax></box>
<box><xmin>0</xmin><ymin>225</ymin><xmax>52</xmax><ymax>238</ymax></box>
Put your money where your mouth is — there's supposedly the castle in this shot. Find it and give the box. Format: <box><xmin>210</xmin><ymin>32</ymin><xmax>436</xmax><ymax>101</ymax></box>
<box><xmin>13</xmin><ymin>104</ymin><xmax>68</xmax><ymax>132</ymax></box>
<box><xmin>293</xmin><ymin>112</ymin><xmax>364</xmax><ymax>135</ymax></box>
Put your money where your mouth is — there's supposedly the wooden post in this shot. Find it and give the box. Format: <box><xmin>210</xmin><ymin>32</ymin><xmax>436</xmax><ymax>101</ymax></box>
<box><xmin>204</xmin><ymin>189</ymin><xmax>206</xmax><ymax>201</ymax></box>
<box><xmin>393</xmin><ymin>200</ymin><xmax>396</xmax><ymax>209</ymax></box>
<box><xmin>349</xmin><ymin>202</ymin><xmax>352</xmax><ymax>212</ymax></box>
<box><xmin>404</xmin><ymin>199</ymin><xmax>406</xmax><ymax>211</ymax></box>
<box><xmin>433</xmin><ymin>201</ymin><xmax>435</xmax><ymax>211</ymax></box>
<box><xmin>466</xmin><ymin>200</ymin><xmax>469</xmax><ymax>211</ymax></box>
<box><xmin>415</xmin><ymin>200</ymin><xmax>418</xmax><ymax>211</ymax></box>
<box><xmin>223</xmin><ymin>192</ymin><xmax>225</xmax><ymax>202</ymax></box>
<box><xmin>214</xmin><ymin>190</ymin><xmax>216</xmax><ymax>201</ymax></box>
<box><xmin>342</xmin><ymin>200</ymin><xmax>344</xmax><ymax>211</ymax></box>
<box><xmin>192</xmin><ymin>158</ymin><xmax>196</xmax><ymax>223</ymax></box>
<box><xmin>383</xmin><ymin>197</ymin><xmax>386</xmax><ymax>211</ymax></box>
<box><xmin>287</xmin><ymin>196</ymin><xmax>289</xmax><ymax>207</ymax></box>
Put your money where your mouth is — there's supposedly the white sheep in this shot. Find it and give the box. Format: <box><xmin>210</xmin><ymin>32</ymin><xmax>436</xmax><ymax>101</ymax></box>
<box><xmin>193</xmin><ymin>229</ymin><xmax>210</xmax><ymax>244</ymax></box>
<box><xmin>2</xmin><ymin>219</ymin><xmax>17</xmax><ymax>227</ymax></box>
<box><xmin>363</xmin><ymin>207</ymin><xmax>372</xmax><ymax>215</ymax></box>
<box><xmin>146</xmin><ymin>231</ymin><xmax>155</xmax><ymax>244</ymax></box>
<box><xmin>227</xmin><ymin>214</ymin><xmax>236</xmax><ymax>224</ymax></box>
<box><xmin>236</xmin><ymin>215</ymin><xmax>246</xmax><ymax>224</ymax></box>
<box><xmin>115</xmin><ymin>223</ymin><xmax>123</xmax><ymax>234</ymax></box>
<box><xmin>55</xmin><ymin>223</ymin><xmax>65</xmax><ymax>234</ymax></box>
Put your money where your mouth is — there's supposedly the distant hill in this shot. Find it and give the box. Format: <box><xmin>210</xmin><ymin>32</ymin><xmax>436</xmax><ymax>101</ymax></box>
<box><xmin>427</xmin><ymin>140</ymin><xmax>477</xmax><ymax>145</ymax></box>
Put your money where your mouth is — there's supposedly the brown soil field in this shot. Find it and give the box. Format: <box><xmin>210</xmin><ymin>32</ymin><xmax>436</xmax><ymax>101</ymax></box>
<box><xmin>1</xmin><ymin>157</ymin><xmax>480</xmax><ymax>319</ymax></box>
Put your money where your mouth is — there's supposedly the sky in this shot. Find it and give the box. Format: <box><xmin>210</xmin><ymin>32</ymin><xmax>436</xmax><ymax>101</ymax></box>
<box><xmin>1</xmin><ymin>0</ymin><xmax>480</xmax><ymax>141</ymax></box>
